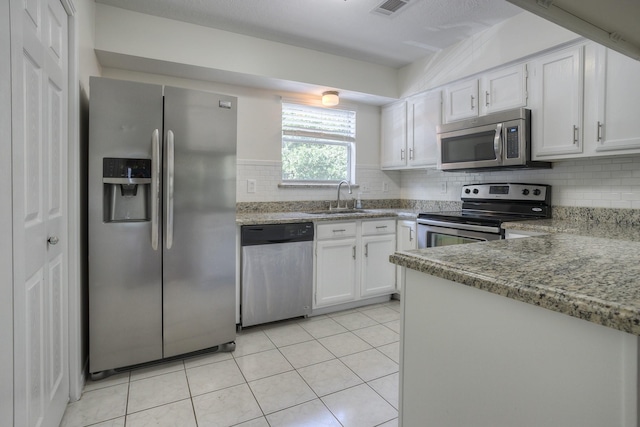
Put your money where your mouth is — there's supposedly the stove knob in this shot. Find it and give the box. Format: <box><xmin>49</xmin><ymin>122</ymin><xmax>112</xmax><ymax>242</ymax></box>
<box><xmin>533</xmin><ymin>189</ymin><xmax>541</xmax><ymax>196</ymax></box>
<box><xmin>464</xmin><ymin>188</ymin><xmax>471</xmax><ymax>194</ymax></box>
<box><xmin>522</xmin><ymin>189</ymin><xmax>530</xmax><ymax>196</ymax></box>
<box><xmin>472</xmin><ymin>189</ymin><xmax>479</xmax><ymax>194</ymax></box>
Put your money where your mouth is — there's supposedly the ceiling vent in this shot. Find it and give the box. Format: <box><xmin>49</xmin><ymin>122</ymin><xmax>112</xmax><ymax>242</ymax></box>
<box><xmin>372</xmin><ymin>0</ymin><xmax>410</xmax><ymax>17</ymax></box>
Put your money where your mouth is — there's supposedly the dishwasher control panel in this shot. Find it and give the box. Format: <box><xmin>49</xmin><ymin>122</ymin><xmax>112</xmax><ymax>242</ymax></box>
<box><xmin>241</xmin><ymin>222</ymin><xmax>314</xmax><ymax>246</ymax></box>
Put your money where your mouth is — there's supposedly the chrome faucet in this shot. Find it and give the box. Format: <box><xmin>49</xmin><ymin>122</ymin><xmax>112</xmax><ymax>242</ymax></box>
<box><xmin>333</xmin><ymin>180</ymin><xmax>352</xmax><ymax>210</ymax></box>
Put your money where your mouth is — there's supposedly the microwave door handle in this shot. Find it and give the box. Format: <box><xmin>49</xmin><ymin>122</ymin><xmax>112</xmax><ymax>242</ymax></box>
<box><xmin>494</xmin><ymin>123</ymin><xmax>503</xmax><ymax>161</ymax></box>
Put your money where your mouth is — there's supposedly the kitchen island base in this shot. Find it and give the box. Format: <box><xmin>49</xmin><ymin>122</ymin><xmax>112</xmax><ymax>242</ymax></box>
<box><xmin>399</xmin><ymin>269</ymin><xmax>639</xmax><ymax>427</ymax></box>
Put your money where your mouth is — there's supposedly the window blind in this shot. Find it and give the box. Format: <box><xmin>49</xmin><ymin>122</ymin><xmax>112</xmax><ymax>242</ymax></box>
<box><xmin>282</xmin><ymin>103</ymin><xmax>356</xmax><ymax>143</ymax></box>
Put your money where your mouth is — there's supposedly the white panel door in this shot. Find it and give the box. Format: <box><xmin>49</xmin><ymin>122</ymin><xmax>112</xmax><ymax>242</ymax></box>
<box><xmin>530</xmin><ymin>45</ymin><xmax>584</xmax><ymax>159</ymax></box>
<box><xmin>360</xmin><ymin>234</ymin><xmax>396</xmax><ymax>298</ymax></box>
<box><xmin>395</xmin><ymin>220</ymin><xmax>417</xmax><ymax>293</ymax></box>
<box><xmin>443</xmin><ymin>78</ymin><xmax>478</xmax><ymax>122</ymax></box>
<box><xmin>407</xmin><ymin>90</ymin><xmax>441</xmax><ymax>168</ymax></box>
<box><xmin>480</xmin><ymin>63</ymin><xmax>528</xmax><ymax>115</ymax></box>
<box><xmin>11</xmin><ymin>0</ymin><xmax>69</xmax><ymax>426</ymax></box>
<box><xmin>380</xmin><ymin>101</ymin><xmax>407</xmax><ymax>169</ymax></box>
<box><xmin>592</xmin><ymin>47</ymin><xmax>640</xmax><ymax>153</ymax></box>
<box><xmin>315</xmin><ymin>238</ymin><xmax>357</xmax><ymax>307</ymax></box>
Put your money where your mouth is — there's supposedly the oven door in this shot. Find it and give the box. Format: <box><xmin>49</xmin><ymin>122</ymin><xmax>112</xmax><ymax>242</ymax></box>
<box><xmin>417</xmin><ymin>222</ymin><xmax>502</xmax><ymax>248</ymax></box>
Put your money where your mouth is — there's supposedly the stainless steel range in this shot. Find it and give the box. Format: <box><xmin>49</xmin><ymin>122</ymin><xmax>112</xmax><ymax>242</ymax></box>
<box><xmin>417</xmin><ymin>183</ymin><xmax>551</xmax><ymax>248</ymax></box>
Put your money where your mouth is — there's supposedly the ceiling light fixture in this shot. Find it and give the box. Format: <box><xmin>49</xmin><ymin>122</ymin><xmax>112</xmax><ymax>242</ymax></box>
<box><xmin>322</xmin><ymin>91</ymin><xmax>340</xmax><ymax>107</ymax></box>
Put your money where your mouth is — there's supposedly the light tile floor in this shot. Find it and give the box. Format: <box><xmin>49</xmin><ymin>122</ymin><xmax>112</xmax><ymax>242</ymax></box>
<box><xmin>61</xmin><ymin>300</ymin><xmax>401</xmax><ymax>427</ymax></box>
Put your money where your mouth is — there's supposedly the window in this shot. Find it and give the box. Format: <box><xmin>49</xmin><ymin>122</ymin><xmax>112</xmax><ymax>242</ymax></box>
<box><xmin>282</xmin><ymin>102</ymin><xmax>356</xmax><ymax>182</ymax></box>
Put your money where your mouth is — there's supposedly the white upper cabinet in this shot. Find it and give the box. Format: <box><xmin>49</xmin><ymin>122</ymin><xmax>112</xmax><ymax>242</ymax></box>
<box><xmin>381</xmin><ymin>90</ymin><xmax>441</xmax><ymax>170</ymax></box>
<box><xmin>443</xmin><ymin>78</ymin><xmax>479</xmax><ymax>122</ymax></box>
<box><xmin>444</xmin><ymin>64</ymin><xmax>528</xmax><ymax>123</ymax></box>
<box><xmin>380</xmin><ymin>101</ymin><xmax>408</xmax><ymax>169</ymax></box>
<box><xmin>583</xmin><ymin>45</ymin><xmax>640</xmax><ymax>155</ymax></box>
<box><xmin>530</xmin><ymin>45</ymin><xmax>585</xmax><ymax>159</ymax></box>
<box><xmin>480</xmin><ymin>64</ymin><xmax>528</xmax><ymax>115</ymax></box>
<box><xmin>406</xmin><ymin>90</ymin><xmax>441</xmax><ymax>168</ymax></box>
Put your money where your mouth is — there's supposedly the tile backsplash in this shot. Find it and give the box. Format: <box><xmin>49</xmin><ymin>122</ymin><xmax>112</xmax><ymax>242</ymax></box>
<box><xmin>238</xmin><ymin>156</ymin><xmax>640</xmax><ymax>209</ymax></box>
<box><xmin>401</xmin><ymin>156</ymin><xmax>640</xmax><ymax>209</ymax></box>
<box><xmin>237</xmin><ymin>160</ymin><xmax>402</xmax><ymax>203</ymax></box>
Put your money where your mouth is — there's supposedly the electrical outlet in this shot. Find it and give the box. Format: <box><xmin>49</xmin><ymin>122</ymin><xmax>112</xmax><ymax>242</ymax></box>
<box><xmin>382</xmin><ymin>181</ymin><xmax>389</xmax><ymax>192</ymax></box>
<box><xmin>247</xmin><ymin>179</ymin><xmax>256</xmax><ymax>193</ymax></box>
<box><xmin>439</xmin><ymin>182</ymin><xmax>447</xmax><ymax>194</ymax></box>
<box><xmin>361</xmin><ymin>182</ymin><xmax>370</xmax><ymax>193</ymax></box>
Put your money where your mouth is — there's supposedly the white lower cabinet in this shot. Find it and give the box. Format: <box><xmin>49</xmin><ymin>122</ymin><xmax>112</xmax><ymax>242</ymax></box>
<box><xmin>314</xmin><ymin>219</ymin><xmax>396</xmax><ymax>309</ymax></box>
<box><xmin>315</xmin><ymin>237</ymin><xmax>357</xmax><ymax>307</ymax></box>
<box><xmin>360</xmin><ymin>223</ymin><xmax>396</xmax><ymax>298</ymax></box>
<box><xmin>395</xmin><ymin>219</ymin><xmax>417</xmax><ymax>293</ymax></box>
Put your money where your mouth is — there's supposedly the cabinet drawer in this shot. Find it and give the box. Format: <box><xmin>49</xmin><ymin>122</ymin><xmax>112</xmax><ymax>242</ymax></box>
<box><xmin>317</xmin><ymin>222</ymin><xmax>357</xmax><ymax>240</ymax></box>
<box><xmin>362</xmin><ymin>219</ymin><xmax>395</xmax><ymax>235</ymax></box>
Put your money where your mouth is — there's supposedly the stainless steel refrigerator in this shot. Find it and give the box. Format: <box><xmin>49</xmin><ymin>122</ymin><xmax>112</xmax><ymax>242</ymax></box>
<box><xmin>88</xmin><ymin>77</ymin><xmax>237</xmax><ymax>375</ymax></box>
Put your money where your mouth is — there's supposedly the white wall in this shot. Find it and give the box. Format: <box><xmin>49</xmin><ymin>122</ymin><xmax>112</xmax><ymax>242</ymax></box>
<box><xmin>94</xmin><ymin>3</ymin><xmax>398</xmax><ymax>101</ymax></box>
<box><xmin>77</xmin><ymin>0</ymin><xmax>101</xmax><ymax>94</ymax></box>
<box><xmin>399</xmin><ymin>11</ymin><xmax>580</xmax><ymax>98</ymax></box>
<box><xmin>101</xmin><ymin>67</ymin><xmax>402</xmax><ymax>202</ymax></box>
<box><xmin>1</xmin><ymin>1</ymin><xmax>14</xmax><ymax>425</ymax></box>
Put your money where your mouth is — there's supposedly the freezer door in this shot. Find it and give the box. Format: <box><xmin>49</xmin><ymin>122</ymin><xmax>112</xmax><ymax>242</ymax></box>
<box><xmin>162</xmin><ymin>86</ymin><xmax>237</xmax><ymax>357</ymax></box>
<box><xmin>88</xmin><ymin>77</ymin><xmax>164</xmax><ymax>373</ymax></box>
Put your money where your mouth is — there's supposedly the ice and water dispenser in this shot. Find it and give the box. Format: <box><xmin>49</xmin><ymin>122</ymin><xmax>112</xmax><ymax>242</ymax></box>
<box><xmin>102</xmin><ymin>158</ymin><xmax>152</xmax><ymax>222</ymax></box>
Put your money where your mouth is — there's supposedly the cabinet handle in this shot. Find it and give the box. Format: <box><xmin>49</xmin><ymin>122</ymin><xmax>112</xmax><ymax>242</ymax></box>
<box><xmin>471</xmin><ymin>95</ymin><xmax>475</xmax><ymax>110</ymax></box>
<box><xmin>409</xmin><ymin>228</ymin><xmax>413</xmax><ymax>242</ymax></box>
<box><xmin>597</xmin><ymin>121</ymin><xmax>603</xmax><ymax>142</ymax></box>
<box><xmin>485</xmin><ymin>91</ymin><xmax>490</xmax><ymax>106</ymax></box>
<box><xmin>332</xmin><ymin>229</ymin><xmax>346</xmax><ymax>233</ymax></box>
<box><xmin>409</xmin><ymin>147</ymin><xmax>414</xmax><ymax>160</ymax></box>
<box><xmin>365</xmin><ymin>243</ymin><xmax>369</xmax><ymax>257</ymax></box>
<box><xmin>352</xmin><ymin>246</ymin><xmax>356</xmax><ymax>259</ymax></box>
<box><xmin>376</xmin><ymin>225</ymin><xmax>388</xmax><ymax>229</ymax></box>
<box><xmin>400</xmin><ymin>148</ymin><xmax>405</xmax><ymax>160</ymax></box>
<box><xmin>573</xmin><ymin>125</ymin><xmax>579</xmax><ymax>144</ymax></box>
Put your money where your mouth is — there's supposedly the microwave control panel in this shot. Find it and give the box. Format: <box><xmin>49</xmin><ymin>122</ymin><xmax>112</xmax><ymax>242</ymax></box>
<box><xmin>505</xmin><ymin>126</ymin><xmax>519</xmax><ymax>159</ymax></box>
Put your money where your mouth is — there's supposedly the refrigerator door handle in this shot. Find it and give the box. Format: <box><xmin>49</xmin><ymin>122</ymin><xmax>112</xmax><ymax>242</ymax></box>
<box><xmin>151</xmin><ymin>129</ymin><xmax>160</xmax><ymax>250</ymax></box>
<box><xmin>166</xmin><ymin>130</ymin><xmax>175</xmax><ymax>249</ymax></box>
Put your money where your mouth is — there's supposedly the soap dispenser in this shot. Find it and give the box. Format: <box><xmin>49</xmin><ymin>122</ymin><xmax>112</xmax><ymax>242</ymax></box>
<box><xmin>356</xmin><ymin>192</ymin><xmax>362</xmax><ymax>209</ymax></box>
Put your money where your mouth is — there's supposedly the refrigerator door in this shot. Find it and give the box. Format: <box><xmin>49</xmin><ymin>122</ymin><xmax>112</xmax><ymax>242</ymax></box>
<box><xmin>162</xmin><ymin>86</ymin><xmax>237</xmax><ymax>357</ymax></box>
<box><xmin>88</xmin><ymin>77</ymin><xmax>164</xmax><ymax>373</ymax></box>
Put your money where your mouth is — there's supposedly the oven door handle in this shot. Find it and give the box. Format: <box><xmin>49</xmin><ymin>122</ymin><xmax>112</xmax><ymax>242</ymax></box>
<box><xmin>417</xmin><ymin>218</ymin><xmax>501</xmax><ymax>234</ymax></box>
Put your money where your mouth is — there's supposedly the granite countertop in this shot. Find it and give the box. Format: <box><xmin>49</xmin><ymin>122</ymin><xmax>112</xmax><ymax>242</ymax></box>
<box><xmin>236</xmin><ymin>209</ymin><xmax>419</xmax><ymax>225</ymax></box>
<box><xmin>391</xmin><ymin>229</ymin><xmax>640</xmax><ymax>336</ymax></box>
<box><xmin>503</xmin><ymin>218</ymin><xmax>640</xmax><ymax>242</ymax></box>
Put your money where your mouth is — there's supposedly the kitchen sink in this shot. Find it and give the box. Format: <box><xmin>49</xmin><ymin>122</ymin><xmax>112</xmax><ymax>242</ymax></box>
<box><xmin>306</xmin><ymin>209</ymin><xmax>365</xmax><ymax>215</ymax></box>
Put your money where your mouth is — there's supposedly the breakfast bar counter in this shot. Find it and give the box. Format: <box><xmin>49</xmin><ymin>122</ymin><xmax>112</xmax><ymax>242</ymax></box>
<box><xmin>391</xmin><ymin>227</ymin><xmax>640</xmax><ymax>427</ymax></box>
<box><xmin>390</xmin><ymin>232</ymin><xmax>640</xmax><ymax>336</ymax></box>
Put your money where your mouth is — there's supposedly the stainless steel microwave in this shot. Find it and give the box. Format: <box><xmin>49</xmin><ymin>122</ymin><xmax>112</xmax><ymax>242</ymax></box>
<box><xmin>437</xmin><ymin>108</ymin><xmax>550</xmax><ymax>172</ymax></box>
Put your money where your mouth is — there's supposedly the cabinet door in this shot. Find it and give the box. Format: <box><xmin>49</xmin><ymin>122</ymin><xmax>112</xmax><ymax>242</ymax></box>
<box><xmin>444</xmin><ymin>78</ymin><xmax>478</xmax><ymax>122</ymax></box>
<box><xmin>315</xmin><ymin>238</ymin><xmax>357</xmax><ymax>307</ymax></box>
<box><xmin>395</xmin><ymin>220</ymin><xmax>417</xmax><ymax>292</ymax></box>
<box><xmin>530</xmin><ymin>45</ymin><xmax>584</xmax><ymax>159</ymax></box>
<box><xmin>590</xmin><ymin>47</ymin><xmax>640</xmax><ymax>153</ymax></box>
<box><xmin>361</xmin><ymin>234</ymin><xmax>396</xmax><ymax>298</ymax></box>
<box><xmin>381</xmin><ymin>101</ymin><xmax>407</xmax><ymax>169</ymax></box>
<box><xmin>407</xmin><ymin>91</ymin><xmax>441</xmax><ymax>168</ymax></box>
<box><xmin>480</xmin><ymin>64</ymin><xmax>528</xmax><ymax>115</ymax></box>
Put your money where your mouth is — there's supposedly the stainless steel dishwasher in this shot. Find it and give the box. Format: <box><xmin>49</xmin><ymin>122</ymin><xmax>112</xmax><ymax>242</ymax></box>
<box><xmin>241</xmin><ymin>223</ymin><xmax>314</xmax><ymax>327</ymax></box>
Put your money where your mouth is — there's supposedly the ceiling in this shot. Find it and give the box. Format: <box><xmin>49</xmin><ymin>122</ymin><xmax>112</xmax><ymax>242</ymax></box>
<box><xmin>95</xmin><ymin>0</ymin><xmax>523</xmax><ymax>69</ymax></box>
